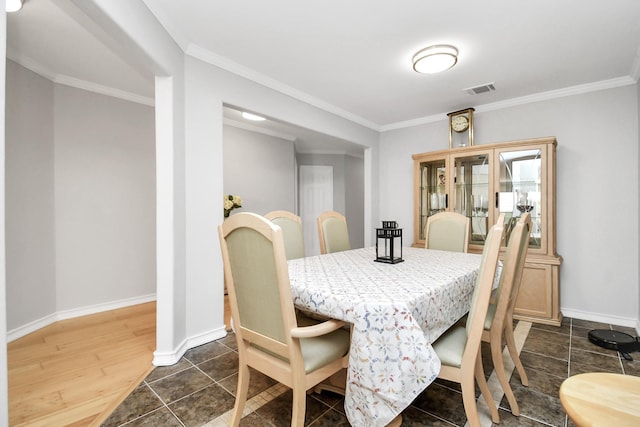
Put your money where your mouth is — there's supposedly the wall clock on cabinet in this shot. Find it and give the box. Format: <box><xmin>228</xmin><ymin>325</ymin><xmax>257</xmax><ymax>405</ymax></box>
<box><xmin>447</xmin><ymin>108</ymin><xmax>475</xmax><ymax>148</ymax></box>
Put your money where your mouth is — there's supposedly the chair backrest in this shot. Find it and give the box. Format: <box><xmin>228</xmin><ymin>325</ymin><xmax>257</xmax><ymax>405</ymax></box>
<box><xmin>462</xmin><ymin>220</ymin><xmax>505</xmax><ymax>364</ymax></box>
<box><xmin>425</xmin><ymin>212</ymin><xmax>470</xmax><ymax>252</ymax></box>
<box><xmin>219</xmin><ymin>212</ymin><xmax>298</xmax><ymax>360</ymax></box>
<box><xmin>265</xmin><ymin>210</ymin><xmax>305</xmax><ymax>260</ymax></box>
<box><xmin>317</xmin><ymin>211</ymin><xmax>351</xmax><ymax>254</ymax></box>
<box><xmin>486</xmin><ymin>213</ymin><xmax>531</xmax><ymax>330</ymax></box>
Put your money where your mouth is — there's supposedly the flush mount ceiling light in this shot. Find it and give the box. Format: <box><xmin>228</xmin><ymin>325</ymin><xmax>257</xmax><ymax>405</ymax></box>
<box><xmin>241</xmin><ymin>112</ymin><xmax>266</xmax><ymax>121</ymax></box>
<box><xmin>6</xmin><ymin>0</ymin><xmax>23</xmax><ymax>12</ymax></box>
<box><xmin>412</xmin><ymin>45</ymin><xmax>458</xmax><ymax>74</ymax></box>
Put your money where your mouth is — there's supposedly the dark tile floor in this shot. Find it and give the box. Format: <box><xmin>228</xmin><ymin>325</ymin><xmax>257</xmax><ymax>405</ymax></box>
<box><xmin>102</xmin><ymin>318</ymin><xmax>639</xmax><ymax>427</ymax></box>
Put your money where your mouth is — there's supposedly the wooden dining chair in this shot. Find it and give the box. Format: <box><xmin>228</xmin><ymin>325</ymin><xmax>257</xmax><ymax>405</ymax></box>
<box><xmin>218</xmin><ymin>212</ymin><xmax>351</xmax><ymax>427</ymax></box>
<box><xmin>425</xmin><ymin>211</ymin><xmax>470</xmax><ymax>252</ymax></box>
<box><xmin>265</xmin><ymin>210</ymin><xmax>305</xmax><ymax>260</ymax></box>
<box><xmin>481</xmin><ymin>212</ymin><xmax>531</xmax><ymax>416</ymax></box>
<box><xmin>431</xmin><ymin>220</ymin><xmax>504</xmax><ymax>427</ymax></box>
<box><xmin>317</xmin><ymin>210</ymin><xmax>351</xmax><ymax>254</ymax></box>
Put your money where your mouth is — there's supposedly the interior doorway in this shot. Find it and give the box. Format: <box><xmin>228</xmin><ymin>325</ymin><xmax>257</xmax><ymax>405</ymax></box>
<box><xmin>299</xmin><ymin>165</ymin><xmax>334</xmax><ymax>256</ymax></box>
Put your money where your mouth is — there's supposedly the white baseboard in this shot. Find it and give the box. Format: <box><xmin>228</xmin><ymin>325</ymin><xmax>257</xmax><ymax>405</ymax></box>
<box><xmin>7</xmin><ymin>312</ymin><xmax>59</xmax><ymax>343</ymax></box>
<box><xmin>153</xmin><ymin>339</ymin><xmax>190</xmax><ymax>367</ymax></box>
<box><xmin>152</xmin><ymin>326</ymin><xmax>227</xmax><ymax>366</ymax></box>
<box><xmin>9</xmin><ymin>295</ymin><xmax>229</xmax><ymax>369</ymax></box>
<box><xmin>562</xmin><ymin>308</ymin><xmax>639</xmax><ymax>334</ymax></box>
<box><xmin>7</xmin><ymin>293</ymin><xmax>157</xmax><ymax>342</ymax></box>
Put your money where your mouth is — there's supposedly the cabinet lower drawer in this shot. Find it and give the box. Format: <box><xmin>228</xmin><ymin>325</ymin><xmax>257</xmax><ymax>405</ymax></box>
<box><xmin>514</xmin><ymin>261</ymin><xmax>562</xmax><ymax>326</ymax></box>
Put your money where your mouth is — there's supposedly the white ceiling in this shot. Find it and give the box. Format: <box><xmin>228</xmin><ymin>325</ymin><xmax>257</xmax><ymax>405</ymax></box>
<box><xmin>6</xmin><ymin>0</ymin><xmax>640</xmax><ymax>151</ymax></box>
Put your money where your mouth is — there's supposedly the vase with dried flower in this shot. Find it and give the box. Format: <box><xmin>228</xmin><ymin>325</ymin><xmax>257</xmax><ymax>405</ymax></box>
<box><xmin>224</xmin><ymin>194</ymin><xmax>242</xmax><ymax>218</ymax></box>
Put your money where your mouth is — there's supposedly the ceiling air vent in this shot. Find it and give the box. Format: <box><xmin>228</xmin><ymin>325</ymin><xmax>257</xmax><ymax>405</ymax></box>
<box><xmin>465</xmin><ymin>82</ymin><xmax>496</xmax><ymax>95</ymax></box>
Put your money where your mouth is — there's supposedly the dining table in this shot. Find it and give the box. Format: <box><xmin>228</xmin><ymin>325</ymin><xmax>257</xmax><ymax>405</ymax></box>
<box><xmin>288</xmin><ymin>246</ymin><xmax>494</xmax><ymax>427</ymax></box>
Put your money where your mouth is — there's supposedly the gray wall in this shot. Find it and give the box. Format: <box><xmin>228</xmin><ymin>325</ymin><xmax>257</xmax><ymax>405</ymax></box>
<box><xmin>53</xmin><ymin>84</ymin><xmax>156</xmax><ymax>312</ymax></box>
<box><xmin>222</xmin><ymin>126</ymin><xmax>365</xmax><ymax>250</ymax></box>
<box><xmin>5</xmin><ymin>60</ymin><xmax>156</xmax><ymax>332</ymax></box>
<box><xmin>380</xmin><ymin>84</ymin><xmax>639</xmax><ymax>327</ymax></box>
<box><xmin>177</xmin><ymin>56</ymin><xmax>379</xmax><ymax>363</ymax></box>
<box><xmin>5</xmin><ymin>60</ymin><xmax>56</xmax><ymax>329</ymax></box>
<box><xmin>223</xmin><ymin>125</ymin><xmax>296</xmax><ymax>216</ymax></box>
<box><xmin>6</xmin><ymin>52</ymin><xmax>638</xmax><ymax>345</ymax></box>
<box><xmin>345</xmin><ymin>155</ymin><xmax>365</xmax><ymax>249</ymax></box>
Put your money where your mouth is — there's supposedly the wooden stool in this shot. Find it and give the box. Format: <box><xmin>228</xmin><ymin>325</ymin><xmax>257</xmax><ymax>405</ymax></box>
<box><xmin>559</xmin><ymin>372</ymin><xmax>640</xmax><ymax>426</ymax></box>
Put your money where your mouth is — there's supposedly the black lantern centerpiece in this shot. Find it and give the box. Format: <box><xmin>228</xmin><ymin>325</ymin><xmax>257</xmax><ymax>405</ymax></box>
<box><xmin>375</xmin><ymin>221</ymin><xmax>404</xmax><ymax>264</ymax></box>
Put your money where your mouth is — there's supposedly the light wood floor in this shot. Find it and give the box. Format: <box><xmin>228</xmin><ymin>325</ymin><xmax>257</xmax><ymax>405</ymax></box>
<box><xmin>8</xmin><ymin>302</ymin><xmax>157</xmax><ymax>427</ymax></box>
<box><xmin>8</xmin><ymin>299</ymin><xmax>233</xmax><ymax>427</ymax></box>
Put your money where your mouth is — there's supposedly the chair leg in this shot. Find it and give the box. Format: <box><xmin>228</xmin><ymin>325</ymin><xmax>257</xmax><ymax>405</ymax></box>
<box><xmin>490</xmin><ymin>336</ymin><xmax>520</xmax><ymax>416</ymax></box>
<box><xmin>475</xmin><ymin>353</ymin><xmax>500</xmax><ymax>424</ymax></box>
<box><xmin>461</xmin><ymin>370</ymin><xmax>482</xmax><ymax>427</ymax></box>
<box><xmin>291</xmin><ymin>385</ymin><xmax>307</xmax><ymax>427</ymax></box>
<box><xmin>504</xmin><ymin>318</ymin><xmax>528</xmax><ymax>386</ymax></box>
<box><xmin>231</xmin><ymin>364</ymin><xmax>250</xmax><ymax>427</ymax></box>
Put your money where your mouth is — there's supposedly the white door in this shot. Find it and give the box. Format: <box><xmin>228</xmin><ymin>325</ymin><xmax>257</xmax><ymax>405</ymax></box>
<box><xmin>299</xmin><ymin>165</ymin><xmax>333</xmax><ymax>256</ymax></box>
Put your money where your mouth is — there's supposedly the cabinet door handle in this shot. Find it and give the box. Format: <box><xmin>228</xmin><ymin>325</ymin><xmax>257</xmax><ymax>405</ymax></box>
<box><xmin>445</xmin><ymin>194</ymin><xmax>449</xmax><ymax>209</ymax></box>
<box><xmin>495</xmin><ymin>192</ymin><xmax>499</xmax><ymax>209</ymax></box>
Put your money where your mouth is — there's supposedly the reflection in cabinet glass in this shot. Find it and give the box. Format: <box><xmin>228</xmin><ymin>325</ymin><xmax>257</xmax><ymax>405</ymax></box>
<box><xmin>413</xmin><ymin>137</ymin><xmax>562</xmax><ymax>325</ymax></box>
<box><xmin>498</xmin><ymin>149</ymin><xmax>542</xmax><ymax>250</ymax></box>
<box><xmin>418</xmin><ymin>158</ymin><xmax>447</xmax><ymax>241</ymax></box>
<box><xmin>453</xmin><ymin>153</ymin><xmax>490</xmax><ymax>245</ymax></box>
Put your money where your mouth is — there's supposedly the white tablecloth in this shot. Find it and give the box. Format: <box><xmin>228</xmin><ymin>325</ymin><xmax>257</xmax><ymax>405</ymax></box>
<box><xmin>288</xmin><ymin>246</ymin><xmax>485</xmax><ymax>426</ymax></box>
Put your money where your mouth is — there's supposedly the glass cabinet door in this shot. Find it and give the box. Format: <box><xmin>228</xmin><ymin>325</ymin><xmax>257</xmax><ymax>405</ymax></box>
<box><xmin>452</xmin><ymin>152</ymin><xmax>490</xmax><ymax>246</ymax></box>
<box><xmin>496</xmin><ymin>147</ymin><xmax>544</xmax><ymax>250</ymax></box>
<box><xmin>418</xmin><ymin>158</ymin><xmax>447</xmax><ymax>241</ymax></box>
<box><xmin>413</xmin><ymin>138</ymin><xmax>560</xmax><ymax>325</ymax></box>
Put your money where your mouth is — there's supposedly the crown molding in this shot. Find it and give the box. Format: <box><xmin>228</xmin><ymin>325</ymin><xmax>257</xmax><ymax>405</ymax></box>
<box><xmin>223</xmin><ymin>118</ymin><xmax>297</xmax><ymax>142</ymax></box>
<box><xmin>225</xmin><ymin>118</ymin><xmax>364</xmax><ymax>158</ymax></box>
<box><xmin>381</xmin><ymin>76</ymin><xmax>636</xmax><ymax>131</ymax></box>
<box><xmin>295</xmin><ymin>148</ymin><xmax>364</xmax><ymax>158</ymax></box>
<box><xmin>54</xmin><ymin>74</ymin><xmax>155</xmax><ymax>106</ymax></box>
<box><xmin>187</xmin><ymin>43</ymin><xmax>638</xmax><ymax>134</ymax></box>
<box><xmin>474</xmin><ymin>76</ymin><xmax>636</xmax><ymax>114</ymax></box>
<box><xmin>8</xmin><ymin>44</ymin><xmax>636</xmax><ymax>133</ymax></box>
<box><xmin>186</xmin><ymin>43</ymin><xmax>380</xmax><ymax>132</ymax></box>
<box><xmin>6</xmin><ymin>49</ymin><xmax>155</xmax><ymax>107</ymax></box>
<box><xmin>379</xmin><ymin>113</ymin><xmax>445</xmax><ymax>132</ymax></box>
<box><xmin>140</xmin><ymin>0</ymin><xmax>190</xmax><ymax>52</ymax></box>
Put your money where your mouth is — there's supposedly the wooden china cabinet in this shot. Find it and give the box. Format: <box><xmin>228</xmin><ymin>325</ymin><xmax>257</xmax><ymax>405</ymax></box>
<box><xmin>412</xmin><ymin>137</ymin><xmax>562</xmax><ymax>326</ymax></box>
